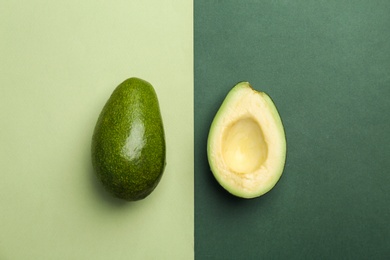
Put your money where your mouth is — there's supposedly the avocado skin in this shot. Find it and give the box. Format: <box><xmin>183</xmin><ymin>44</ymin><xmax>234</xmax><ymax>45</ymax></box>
<box><xmin>91</xmin><ymin>78</ymin><xmax>166</xmax><ymax>201</ymax></box>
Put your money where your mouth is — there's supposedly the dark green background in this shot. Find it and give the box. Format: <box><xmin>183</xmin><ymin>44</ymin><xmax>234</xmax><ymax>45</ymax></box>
<box><xmin>195</xmin><ymin>1</ymin><xmax>390</xmax><ymax>259</ymax></box>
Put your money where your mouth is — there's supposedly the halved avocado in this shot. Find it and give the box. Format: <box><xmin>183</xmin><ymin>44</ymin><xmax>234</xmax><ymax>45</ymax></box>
<box><xmin>207</xmin><ymin>82</ymin><xmax>286</xmax><ymax>199</ymax></box>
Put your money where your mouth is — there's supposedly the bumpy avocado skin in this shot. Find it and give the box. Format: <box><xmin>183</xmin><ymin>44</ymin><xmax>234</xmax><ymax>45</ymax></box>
<box><xmin>91</xmin><ymin>78</ymin><xmax>166</xmax><ymax>201</ymax></box>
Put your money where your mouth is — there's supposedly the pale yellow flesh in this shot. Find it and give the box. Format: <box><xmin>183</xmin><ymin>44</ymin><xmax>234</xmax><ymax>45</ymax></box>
<box><xmin>207</xmin><ymin>82</ymin><xmax>286</xmax><ymax>198</ymax></box>
<box><xmin>222</xmin><ymin>117</ymin><xmax>268</xmax><ymax>174</ymax></box>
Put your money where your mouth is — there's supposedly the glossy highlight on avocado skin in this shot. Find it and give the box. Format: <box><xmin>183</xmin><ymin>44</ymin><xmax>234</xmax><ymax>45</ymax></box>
<box><xmin>122</xmin><ymin>118</ymin><xmax>145</xmax><ymax>162</ymax></box>
<box><xmin>91</xmin><ymin>78</ymin><xmax>166</xmax><ymax>201</ymax></box>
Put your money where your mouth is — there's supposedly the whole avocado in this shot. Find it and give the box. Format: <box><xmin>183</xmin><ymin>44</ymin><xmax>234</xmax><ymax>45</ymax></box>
<box><xmin>91</xmin><ymin>78</ymin><xmax>166</xmax><ymax>201</ymax></box>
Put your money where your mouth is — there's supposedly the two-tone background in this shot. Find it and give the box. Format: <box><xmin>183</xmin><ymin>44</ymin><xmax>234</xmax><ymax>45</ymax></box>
<box><xmin>1</xmin><ymin>1</ymin><xmax>389</xmax><ymax>259</ymax></box>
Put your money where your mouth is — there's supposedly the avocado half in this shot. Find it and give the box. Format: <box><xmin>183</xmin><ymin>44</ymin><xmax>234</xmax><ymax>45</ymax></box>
<box><xmin>207</xmin><ymin>82</ymin><xmax>286</xmax><ymax>199</ymax></box>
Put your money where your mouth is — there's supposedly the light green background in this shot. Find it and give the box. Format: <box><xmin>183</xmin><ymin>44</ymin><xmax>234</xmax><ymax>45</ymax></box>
<box><xmin>0</xmin><ymin>1</ymin><xmax>193</xmax><ymax>259</ymax></box>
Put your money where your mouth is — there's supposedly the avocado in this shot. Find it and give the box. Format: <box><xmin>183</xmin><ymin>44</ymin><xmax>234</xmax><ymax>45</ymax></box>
<box><xmin>91</xmin><ymin>78</ymin><xmax>166</xmax><ymax>201</ymax></box>
<box><xmin>207</xmin><ymin>82</ymin><xmax>286</xmax><ymax>199</ymax></box>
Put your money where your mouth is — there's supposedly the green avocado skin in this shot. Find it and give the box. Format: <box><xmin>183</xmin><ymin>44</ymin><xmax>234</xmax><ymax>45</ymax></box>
<box><xmin>91</xmin><ymin>78</ymin><xmax>166</xmax><ymax>201</ymax></box>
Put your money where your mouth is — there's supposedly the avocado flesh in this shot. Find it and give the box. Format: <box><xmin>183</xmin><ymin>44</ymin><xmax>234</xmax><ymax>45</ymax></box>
<box><xmin>207</xmin><ymin>82</ymin><xmax>286</xmax><ymax>199</ymax></box>
<box><xmin>91</xmin><ymin>78</ymin><xmax>166</xmax><ymax>201</ymax></box>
